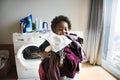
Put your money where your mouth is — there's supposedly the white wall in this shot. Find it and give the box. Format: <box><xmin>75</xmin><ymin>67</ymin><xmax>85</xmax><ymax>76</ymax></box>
<box><xmin>0</xmin><ymin>0</ymin><xmax>90</xmax><ymax>44</ymax></box>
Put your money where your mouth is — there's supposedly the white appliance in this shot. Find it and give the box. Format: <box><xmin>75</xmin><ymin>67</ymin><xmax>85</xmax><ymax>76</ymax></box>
<box><xmin>13</xmin><ymin>31</ymin><xmax>83</xmax><ymax>80</ymax></box>
<box><xmin>13</xmin><ymin>32</ymin><xmax>45</xmax><ymax>80</ymax></box>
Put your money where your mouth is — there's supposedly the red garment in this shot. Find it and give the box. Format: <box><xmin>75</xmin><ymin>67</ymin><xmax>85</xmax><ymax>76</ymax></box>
<box><xmin>39</xmin><ymin>56</ymin><xmax>60</xmax><ymax>80</ymax></box>
<box><xmin>39</xmin><ymin>58</ymin><xmax>49</xmax><ymax>80</ymax></box>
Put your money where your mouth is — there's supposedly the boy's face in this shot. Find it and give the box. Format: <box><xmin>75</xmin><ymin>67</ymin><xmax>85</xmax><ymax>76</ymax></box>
<box><xmin>54</xmin><ymin>21</ymin><xmax>69</xmax><ymax>35</ymax></box>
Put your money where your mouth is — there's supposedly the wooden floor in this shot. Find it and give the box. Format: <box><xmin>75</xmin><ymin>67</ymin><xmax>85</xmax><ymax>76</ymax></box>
<box><xmin>79</xmin><ymin>62</ymin><xmax>117</xmax><ymax>80</ymax></box>
<box><xmin>1</xmin><ymin>65</ymin><xmax>17</xmax><ymax>80</ymax></box>
<box><xmin>0</xmin><ymin>62</ymin><xmax>117</xmax><ymax>80</ymax></box>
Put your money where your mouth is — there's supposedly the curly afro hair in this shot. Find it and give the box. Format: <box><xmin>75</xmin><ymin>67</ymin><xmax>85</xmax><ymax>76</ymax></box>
<box><xmin>51</xmin><ymin>15</ymin><xmax>72</xmax><ymax>32</ymax></box>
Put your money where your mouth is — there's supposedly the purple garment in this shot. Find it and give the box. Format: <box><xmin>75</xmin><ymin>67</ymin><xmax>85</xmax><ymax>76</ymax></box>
<box><xmin>39</xmin><ymin>34</ymin><xmax>87</xmax><ymax>79</ymax></box>
<box><xmin>59</xmin><ymin>34</ymin><xmax>87</xmax><ymax>78</ymax></box>
<box><xmin>59</xmin><ymin>46</ymin><xmax>80</xmax><ymax>78</ymax></box>
<box><xmin>66</xmin><ymin>34</ymin><xmax>87</xmax><ymax>63</ymax></box>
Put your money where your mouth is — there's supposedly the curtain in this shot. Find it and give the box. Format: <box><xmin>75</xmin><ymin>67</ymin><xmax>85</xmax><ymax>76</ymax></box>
<box><xmin>84</xmin><ymin>0</ymin><xmax>104</xmax><ymax>65</ymax></box>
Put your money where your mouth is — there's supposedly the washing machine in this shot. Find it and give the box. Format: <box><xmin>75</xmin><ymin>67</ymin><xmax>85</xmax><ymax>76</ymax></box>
<box><xmin>13</xmin><ymin>31</ymin><xmax>84</xmax><ymax>80</ymax></box>
<box><xmin>13</xmin><ymin>32</ymin><xmax>45</xmax><ymax>80</ymax></box>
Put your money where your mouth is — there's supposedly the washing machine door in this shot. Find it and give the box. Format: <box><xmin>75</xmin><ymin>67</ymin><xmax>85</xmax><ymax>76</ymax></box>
<box><xmin>17</xmin><ymin>43</ymin><xmax>41</xmax><ymax>69</ymax></box>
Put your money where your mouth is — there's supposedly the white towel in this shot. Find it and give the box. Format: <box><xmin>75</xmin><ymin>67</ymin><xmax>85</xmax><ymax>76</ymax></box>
<box><xmin>45</xmin><ymin>32</ymin><xmax>72</xmax><ymax>52</ymax></box>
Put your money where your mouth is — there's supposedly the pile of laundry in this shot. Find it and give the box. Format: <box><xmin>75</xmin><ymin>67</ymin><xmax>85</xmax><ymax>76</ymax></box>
<box><xmin>38</xmin><ymin>32</ymin><xmax>87</xmax><ymax>80</ymax></box>
<box><xmin>0</xmin><ymin>50</ymin><xmax>9</xmax><ymax>69</ymax></box>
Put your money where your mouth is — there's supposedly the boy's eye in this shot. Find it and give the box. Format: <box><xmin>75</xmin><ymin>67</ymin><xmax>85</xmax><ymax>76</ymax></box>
<box><xmin>64</xmin><ymin>27</ymin><xmax>67</xmax><ymax>31</ymax></box>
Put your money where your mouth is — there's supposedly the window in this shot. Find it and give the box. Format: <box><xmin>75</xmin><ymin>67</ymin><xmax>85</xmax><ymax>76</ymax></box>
<box><xmin>102</xmin><ymin>0</ymin><xmax>120</xmax><ymax>79</ymax></box>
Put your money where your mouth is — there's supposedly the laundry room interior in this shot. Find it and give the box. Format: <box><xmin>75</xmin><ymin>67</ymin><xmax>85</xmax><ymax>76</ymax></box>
<box><xmin>0</xmin><ymin>0</ymin><xmax>119</xmax><ymax>80</ymax></box>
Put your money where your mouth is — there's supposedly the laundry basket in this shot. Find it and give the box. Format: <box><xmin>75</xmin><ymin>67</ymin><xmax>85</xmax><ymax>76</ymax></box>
<box><xmin>0</xmin><ymin>50</ymin><xmax>11</xmax><ymax>78</ymax></box>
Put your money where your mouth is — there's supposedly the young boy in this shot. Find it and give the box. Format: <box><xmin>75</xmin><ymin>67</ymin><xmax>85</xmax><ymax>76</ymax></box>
<box><xmin>39</xmin><ymin>15</ymin><xmax>87</xmax><ymax>80</ymax></box>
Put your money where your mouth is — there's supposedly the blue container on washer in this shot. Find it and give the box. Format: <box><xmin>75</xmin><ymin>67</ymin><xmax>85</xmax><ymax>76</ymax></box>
<box><xmin>20</xmin><ymin>14</ymin><xmax>33</xmax><ymax>33</ymax></box>
<box><xmin>42</xmin><ymin>22</ymin><xmax>48</xmax><ymax>32</ymax></box>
